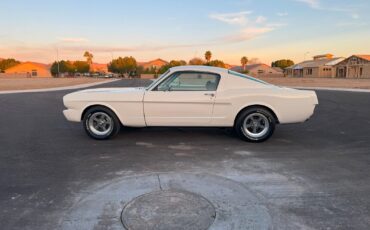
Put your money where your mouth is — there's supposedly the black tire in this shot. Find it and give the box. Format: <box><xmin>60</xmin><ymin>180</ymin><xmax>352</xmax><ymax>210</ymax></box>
<box><xmin>82</xmin><ymin>106</ymin><xmax>121</xmax><ymax>140</ymax></box>
<box><xmin>234</xmin><ymin>107</ymin><xmax>276</xmax><ymax>142</ymax></box>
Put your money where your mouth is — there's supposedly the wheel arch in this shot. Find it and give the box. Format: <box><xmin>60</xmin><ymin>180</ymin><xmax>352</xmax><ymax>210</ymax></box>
<box><xmin>81</xmin><ymin>103</ymin><xmax>123</xmax><ymax>125</ymax></box>
<box><xmin>234</xmin><ymin>104</ymin><xmax>280</xmax><ymax>126</ymax></box>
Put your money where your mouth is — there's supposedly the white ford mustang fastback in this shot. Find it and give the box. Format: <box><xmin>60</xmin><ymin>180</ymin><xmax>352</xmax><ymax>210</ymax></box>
<box><xmin>63</xmin><ymin>65</ymin><xmax>318</xmax><ymax>142</ymax></box>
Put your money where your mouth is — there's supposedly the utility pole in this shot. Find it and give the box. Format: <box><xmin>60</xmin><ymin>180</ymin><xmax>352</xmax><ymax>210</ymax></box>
<box><xmin>57</xmin><ymin>47</ymin><xmax>60</xmax><ymax>77</ymax></box>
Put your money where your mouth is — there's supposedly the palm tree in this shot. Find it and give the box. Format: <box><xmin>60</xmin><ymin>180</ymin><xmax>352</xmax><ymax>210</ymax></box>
<box><xmin>205</xmin><ymin>51</ymin><xmax>212</xmax><ymax>63</ymax></box>
<box><xmin>83</xmin><ymin>51</ymin><xmax>93</xmax><ymax>65</ymax></box>
<box><xmin>241</xmin><ymin>56</ymin><xmax>248</xmax><ymax>71</ymax></box>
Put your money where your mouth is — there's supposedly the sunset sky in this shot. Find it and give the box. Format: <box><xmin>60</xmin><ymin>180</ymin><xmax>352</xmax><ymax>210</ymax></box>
<box><xmin>0</xmin><ymin>0</ymin><xmax>369</xmax><ymax>65</ymax></box>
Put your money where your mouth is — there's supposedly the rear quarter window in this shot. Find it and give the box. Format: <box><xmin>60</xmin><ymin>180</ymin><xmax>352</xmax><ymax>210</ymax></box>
<box><xmin>228</xmin><ymin>70</ymin><xmax>270</xmax><ymax>85</ymax></box>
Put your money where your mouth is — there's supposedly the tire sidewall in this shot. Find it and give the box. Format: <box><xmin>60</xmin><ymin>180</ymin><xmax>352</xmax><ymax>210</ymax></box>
<box><xmin>235</xmin><ymin>108</ymin><xmax>276</xmax><ymax>142</ymax></box>
<box><xmin>83</xmin><ymin>107</ymin><xmax>120</xmax><ymax>140</ymax></box>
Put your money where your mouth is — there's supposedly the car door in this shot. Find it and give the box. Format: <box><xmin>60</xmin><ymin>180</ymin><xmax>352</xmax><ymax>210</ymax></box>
<box><xmin>143</xmin><ymin>71</ymin><xmax>220</xmax><ymax>126</ymax></box>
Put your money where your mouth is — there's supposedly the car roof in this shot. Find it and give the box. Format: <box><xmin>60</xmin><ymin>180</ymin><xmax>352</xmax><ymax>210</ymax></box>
<box><xmin>169</xmin><ymin>65</ymin><xmax>228</xmax><ymax>75</ymax></box>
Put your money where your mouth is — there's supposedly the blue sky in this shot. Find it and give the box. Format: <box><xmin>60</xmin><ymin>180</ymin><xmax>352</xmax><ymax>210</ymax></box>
<box><xmin>0</xmin><ymin>0</ymin><xmax>369</xmax><ymax>64</ymax></box>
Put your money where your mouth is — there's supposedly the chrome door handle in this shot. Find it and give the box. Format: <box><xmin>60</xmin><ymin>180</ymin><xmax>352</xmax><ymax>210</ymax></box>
<box><xmin>204</xmin><ymin>93</ymin><xmax>215</xmax><ymax>97</ymax></box>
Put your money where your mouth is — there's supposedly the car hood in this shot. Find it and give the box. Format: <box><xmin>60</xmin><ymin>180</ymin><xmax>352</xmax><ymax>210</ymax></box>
<box><xmin>63</xmin><ymin>87</ymin><xmax>145</xmax><ymax>107</ymax></box>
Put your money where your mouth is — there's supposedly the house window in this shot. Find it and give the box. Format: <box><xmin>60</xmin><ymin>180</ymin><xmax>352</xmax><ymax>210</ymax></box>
<box><xmin>32</xmin><ymin>70</ymin><xmax>37</xmax><ymax>77</ymax></box>
<box><xmin>257</xmin><ymin>70</ymin><xmax>264</xmax><ymax>74</ymax></box>
<box><xmin>306</xmin><ymin>68</ymin><xmax>313</xmax><ymax>75</ymax></box>
<box><xmin>360</xmin><ymin>68</ymin><xmax>363</xmax><ymax>76</ymax></box>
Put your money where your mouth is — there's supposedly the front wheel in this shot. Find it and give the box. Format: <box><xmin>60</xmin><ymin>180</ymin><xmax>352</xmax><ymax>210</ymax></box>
<box><xmin>83</xmin><ymin>106</ymin><xmax>121</xmax><ymax>140</ymax></box>
<box><xmin>234</xmin><ymin>107</ymin><xmax>276</xmax><ymax>142</ymax></box>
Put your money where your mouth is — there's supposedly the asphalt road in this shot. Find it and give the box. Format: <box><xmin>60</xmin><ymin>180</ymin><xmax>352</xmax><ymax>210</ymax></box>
<box><xmin>1</xmin><ymin>79</ymin><xmax>370</xmax><ymax>230</ymax></box>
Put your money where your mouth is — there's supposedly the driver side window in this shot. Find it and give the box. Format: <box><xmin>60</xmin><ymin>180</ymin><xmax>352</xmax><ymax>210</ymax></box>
<box><xmin>155</xmin><ymin>72</ymin><xmax>220</xmax><ymax>91</ymax></box>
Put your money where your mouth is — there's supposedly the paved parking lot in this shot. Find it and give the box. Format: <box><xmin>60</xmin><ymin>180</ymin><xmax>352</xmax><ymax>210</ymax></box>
<box><xmin>1</xmin><ymin>79</ymin><xmax>370</xmax><ymax>229</ymax></box>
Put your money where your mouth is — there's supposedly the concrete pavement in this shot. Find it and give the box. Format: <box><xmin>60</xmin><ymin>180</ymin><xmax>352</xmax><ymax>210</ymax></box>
<box><xmin>1</xmin><ymin>79</ymin><xmax>370</xmax><ymax>229</ymax></box>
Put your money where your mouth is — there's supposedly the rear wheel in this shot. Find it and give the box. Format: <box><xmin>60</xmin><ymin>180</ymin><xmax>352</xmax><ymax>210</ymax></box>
<box><xmin>234</xmin><ymin>107</ymin><xmax>276</xmax><ymax>142</ymax></box>
<box><xmin>83</xmin><ymin>106</ymin><xmax>121</xmax><ymax>140</ymax></box>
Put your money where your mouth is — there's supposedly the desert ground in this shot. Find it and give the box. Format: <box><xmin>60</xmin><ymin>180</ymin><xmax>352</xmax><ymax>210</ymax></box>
<box><xmin>259</xmin><ymin>77</ymin><xmax>370</xmax><ymax>89</ymax></box>
<box><xmin>1</xmin><ymin>75</ymin><xmax>370</xmax><ymax>91</ymax></box>
<box><xmin>0</xmin><ymin>77</ymin><xmax>110</xmax><ymax>91</ymax></box>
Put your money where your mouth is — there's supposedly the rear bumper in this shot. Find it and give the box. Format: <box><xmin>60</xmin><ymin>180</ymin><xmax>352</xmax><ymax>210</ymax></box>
<box><xmin>63</xmin><ymin>109</ymin><xmax>81</xmax><ymax>122</ymax></box>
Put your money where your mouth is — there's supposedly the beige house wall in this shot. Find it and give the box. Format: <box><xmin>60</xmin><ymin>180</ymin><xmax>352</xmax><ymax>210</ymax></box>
<box><xmin>5</xmin><ymin>63</ymin><xmax>51</xmax><ymax>77</ymax></box>
<box><xmin>334</xmin><ymin>55</ymin><xmax>370</xmax><ymax>78</ymax></box>
<box><xmin>286</xmin><ymin>67</ymin><xmax>335</xmax><ymax>78</ymax></box>
<box><xmin>249</xmin><ymin>65</ymin><xmax>283</xmax><ymax>78</ymax></box>
<box><xmin>318</xmin><ymin>66</ymin><xmax>334</xmax><ymax>78</ymax></box>
<box><xmin>302</xmin><ymin>67</ymin><xmax>319</xmax><ymax>77</ymax></box>
<box><xmin>285</xmin><ymin>69</ymin><xmax>304</xmax><ymax>78</ymax></box>
<box><xmin>284</xmin><ymin>69</ymin><xmax>293</xmax><ymax>77</ymax></box>
<box><xmin>362</xmin><ymin>65</ymin><xmax>370</xmax><ymax>78</ymax></box>
<box><xmin>346</xmin><ymin>65</ymin><xmax>370</xmax><ymax>78</ymax></box>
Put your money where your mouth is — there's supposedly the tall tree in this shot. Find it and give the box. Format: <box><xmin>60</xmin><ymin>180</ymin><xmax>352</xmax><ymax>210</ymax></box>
<box><xmin>108</xmin><ymin>56</ymin><xmax>137</xmax><ymax>75</ymax></box>
<box><xmin>207</xmin><ymin>59</ymin><xmax>225</xmax><ymax>68</ymax></box>
<box><xmin>50</xmin><ymin>60</ymin><xmax>74</xmax><ymax>76</ymax></box>
<box><xmin>0</xmin><ymin>58</ymin><xmax>20</xmax><ymax>72</ymax></box>
<box><xmin>189</xmin><ymin>58</ymin><xmax>205</xmax><ymax>65</ymax></box>
<box><xmin>271</xmin><ymin>59</ymin><xmax>295</xmax><ymax>69</ymax></box>
<box><xmin>240</xmin><ymin>56</ymin><xmax>248</xmax><ymax>71</ymax></box>
<box><xmin>83</xmin><ymin>51</ymin><xmax>93</xmax><ymax>65</ymax></box>
<box><xmin>204</xmin><ymin>51</ymin><xmax>212</xmax><ymax>63</ymax></box>
<box><xmin>73</xmin><ymin>61</ymin><xmax>90</xmax><ymax>73</ymax></box>
<box><xmin>159</xmin><ymin>60</ymin><xmax>187</xmax><ymax>73</ymax></box>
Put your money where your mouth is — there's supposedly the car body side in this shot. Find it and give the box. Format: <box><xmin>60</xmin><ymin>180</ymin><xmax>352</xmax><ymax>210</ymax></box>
<box><xmin>63</xmin><ymin>66</ymin><xmax>318</xmax><ymax>127</ymax></box>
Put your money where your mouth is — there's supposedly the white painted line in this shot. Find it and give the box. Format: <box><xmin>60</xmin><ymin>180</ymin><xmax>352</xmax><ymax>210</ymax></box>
<box><xmin>293</xmin><ymin>86</ymin><xmax>370</xmax><ymax>93</ymax></box>
<box><xmin>0</xmin><ymin>79</ymin><xmax>120</xmax><ymax>94</ymax></box>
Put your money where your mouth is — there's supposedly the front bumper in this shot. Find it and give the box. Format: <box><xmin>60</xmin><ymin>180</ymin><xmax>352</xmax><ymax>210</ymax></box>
<box><xmin>63</xmin><ymin>109</ymin><xmax>82</xmax><ymax>122</ymax></box>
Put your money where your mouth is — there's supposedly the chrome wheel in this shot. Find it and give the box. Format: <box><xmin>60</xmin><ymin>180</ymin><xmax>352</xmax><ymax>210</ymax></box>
<box><xmin>242</xmin><ymin>113</ymin><xmax>270</xmax><ymax>138</ymax></box>
<box><xmin>88</xmin><ymin>112</ymin><xmax>113</xmax><ymax>136</ymax></box>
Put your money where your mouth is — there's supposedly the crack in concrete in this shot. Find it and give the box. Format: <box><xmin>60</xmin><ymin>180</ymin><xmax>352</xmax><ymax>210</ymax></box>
<box><xmin>157</xmin><ymin>174</ymin><xmax>163</xmax><ymax>190</ymax></box>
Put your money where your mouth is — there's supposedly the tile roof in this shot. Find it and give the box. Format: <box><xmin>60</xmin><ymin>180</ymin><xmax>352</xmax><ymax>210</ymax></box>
<box><xmin>356</xmin><ymin>55</ymin><xmax>370</xmax><ymax>61</ymax></box>
<box><xmin>286</xmin><ymin>57</ymin><xmax>344</xmax><ymax>69</ymax></box>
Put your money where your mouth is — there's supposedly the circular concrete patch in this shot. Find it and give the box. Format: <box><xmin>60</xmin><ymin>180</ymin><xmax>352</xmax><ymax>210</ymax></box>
<box><xmin>121</xmin><ymin>190</ymin><xmax>216</xmax><ymax>230</ymax></box>
<box><xmin>59</xmin><ymin>173</ymin><xmax>271</xmax><ymax>230</ymax></box>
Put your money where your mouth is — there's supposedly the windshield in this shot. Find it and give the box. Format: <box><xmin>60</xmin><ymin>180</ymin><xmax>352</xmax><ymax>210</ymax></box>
<box><xmin>145</xmin><ymin>70</ymin><xmax>170</xmax><ymax>90</ymax></box>
<box><xmin>227</xmin><ymin>70</ymin><xmax>270</xmax><ymax>85</ymax></box>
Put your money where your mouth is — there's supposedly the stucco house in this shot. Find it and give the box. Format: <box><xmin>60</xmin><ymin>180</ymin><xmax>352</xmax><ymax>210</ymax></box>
<box><xmin>230</xmin><ymin>63</ymin><xmax>284</xmax><ymax>77</ymax></box>
<box><xmin>334</xmin><ymin>55</ymin><xmax>370</xmax><ymax>78</ymax></box>
<box><xmin>90</xmin><ymin>63</ymin><xmax>108</xmax><ymax>73</ymax></box>
<box><xmin>285</xmin><ymin>54</ymin><xmax>344</xmax><ymax>78</ymax></box>
<box><xmin>4</xmin><ymin>62</ymin><xmax>51</xmax><ymax>77</ymax></box>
